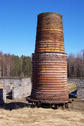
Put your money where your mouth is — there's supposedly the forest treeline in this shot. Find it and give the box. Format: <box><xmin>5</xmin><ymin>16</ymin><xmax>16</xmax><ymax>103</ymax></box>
<box><xmin>0</xmin><ymin>52</ymin><xmax>32</xmax><ymax>77</ymax></box>
<box><xmin>67</xmin><ymin>50</ymin><xmax>84</xmax><ymax>78</ymax></box>
<box><xmin>0</xmin><ymin>50</ymin><xmax>84</xmax><ymax>78</ymax></box>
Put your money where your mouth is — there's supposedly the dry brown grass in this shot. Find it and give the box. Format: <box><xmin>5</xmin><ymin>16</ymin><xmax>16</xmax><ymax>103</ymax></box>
<box><xmin>0</xmin><ymin>107</ymin><xmax>84</xmax><ymax>126</ymax></box>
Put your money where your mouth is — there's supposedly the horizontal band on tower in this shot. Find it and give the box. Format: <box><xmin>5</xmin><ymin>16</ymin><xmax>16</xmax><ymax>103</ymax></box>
<box><xmin>37</xmin><ymin>28</ymin><xmax>63</xmax><ymax>32</ymax></box>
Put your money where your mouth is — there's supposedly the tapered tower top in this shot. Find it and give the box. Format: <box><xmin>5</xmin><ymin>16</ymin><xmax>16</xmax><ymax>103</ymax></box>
<box><xmin>35</xmin><ymin>12</ymin><xmax>65</xmax><ymax>53</ymax></box>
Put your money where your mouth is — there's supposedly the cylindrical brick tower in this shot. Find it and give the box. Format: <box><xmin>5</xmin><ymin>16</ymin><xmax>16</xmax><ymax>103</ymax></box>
<box><xmin>31</xmin><ymin>12</ymin><xmax>69</xmax><ymax>104</ymax></box>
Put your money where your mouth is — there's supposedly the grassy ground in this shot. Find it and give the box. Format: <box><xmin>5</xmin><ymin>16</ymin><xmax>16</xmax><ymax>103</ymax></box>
<box><xmin>0</xmin><ymin>98</ymin><xmax>84</xmax><ymax>126</ymax></box>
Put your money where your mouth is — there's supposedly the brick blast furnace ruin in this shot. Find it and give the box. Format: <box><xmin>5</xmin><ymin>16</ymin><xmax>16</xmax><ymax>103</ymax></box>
<box><xmin>29</xmin><ymin>12</ymin><xmax>69</xmax><ymax>107</ymax></box>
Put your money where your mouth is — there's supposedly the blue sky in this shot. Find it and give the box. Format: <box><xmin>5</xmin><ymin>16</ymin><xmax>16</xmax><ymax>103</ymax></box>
<box><xmin>0</xmin><ymin>0</ymin><xmax>84</xmax><ymax>56</ymax></box>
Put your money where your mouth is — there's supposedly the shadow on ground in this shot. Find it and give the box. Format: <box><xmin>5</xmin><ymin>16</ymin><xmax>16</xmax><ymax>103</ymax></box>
<box><xmin>0</xmin><ymin>99</ymin><xmax>84</xmax><ymax>111</ymax></box>
<box><xmin>0</xmin><ymin>102</ymin><xmax>53</xmax><ymax>110</ymax></box>
<box><xmin>0</xmin><ymin>102</ymin><xmax>37</xmax><ymax>110</ymax></box>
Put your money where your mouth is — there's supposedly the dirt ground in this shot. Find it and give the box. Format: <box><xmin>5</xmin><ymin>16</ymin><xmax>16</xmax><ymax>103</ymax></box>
<box><xmin>0</xmin><ymin>99</ymin><xmax>84</xmax><ymax>126</ymax></box>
